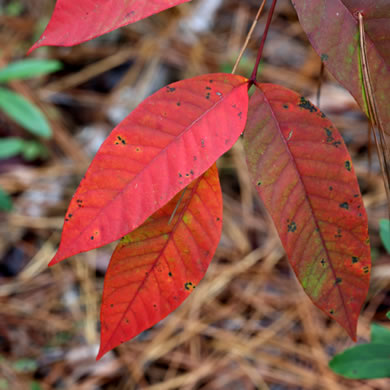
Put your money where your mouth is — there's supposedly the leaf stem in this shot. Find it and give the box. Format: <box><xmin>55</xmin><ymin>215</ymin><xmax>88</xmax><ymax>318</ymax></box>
<box><xmin>250</xmin><ymin>0</ymin><xmax>278</xmax><ymax>83</ymax></box>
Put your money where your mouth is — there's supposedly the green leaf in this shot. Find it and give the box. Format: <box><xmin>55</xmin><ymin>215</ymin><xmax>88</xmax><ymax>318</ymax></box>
<box><xmin>0</xmin><ymin>188</ymin><xmax>12</xmax><ymax>211</ymax></box>
<box><xmin>371</xmin><ymin>323</ymin><xmax>390</xmax><ymax>345</ymax></box>
<box><xmin>0</xmin><ymin>137</ymin><xmax>25</xmax><ymax>159</ymax></box>
<box><xmin>0</xmin><ymin>59</ymin><xmax>62</xmax><ymax>82</ymax></box>
<box><xmin>0</xmin><ymin>87</ymin><xmax>51</xmax><ymax>138</ymax></box>
<box><xmin>12</xmin><ymin>358</ymin><xmax>38</xmax><ymax>373</ymax></box>
<box><xmin>329</xmin><ymin>343</ymin><xmax>390</xmax><ymax>379</ymax></box>
<box><xmin>387</xmin><ymin>311</ymin><xmax>390</xmax><ymax>320</ymax></box>
<box><xmin>22</xmin><ymin>141</ymin><xmax>49</xmax><ymax>161</ymax></box>
<box><xmin>380</xmin><ymin>219</ymin><xmax>390</xmax><ymax>254</ymax></box>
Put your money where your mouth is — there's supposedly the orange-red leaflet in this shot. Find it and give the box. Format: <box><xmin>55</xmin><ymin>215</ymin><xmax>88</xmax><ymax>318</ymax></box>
<box><xmin>28</xmin><ymin>0</ymin><xmax>191</xmax><ymax>53</ymax></box>
<box><xmin>243</xmin><ymin>83</ymin><xmax>371</xmax><ymax>340</ymax></box>
<box><xmin>97</xmin><ymin>164</ymin><xmax>222</xmax><ymax>359</ymax></box>
<box><xmin>50</xmin><ymin>73</ymin><xmax>248</xmax><ymax>265</ymax></box>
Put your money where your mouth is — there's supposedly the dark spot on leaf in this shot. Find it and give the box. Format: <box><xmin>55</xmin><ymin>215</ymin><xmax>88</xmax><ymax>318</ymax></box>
<box><xmin>363</xmin><ymin>266</ymin><xmax>369</xmax><ymax>274</ymax></box>
<box><xmin>324</xmin><ymin>128</ymin><xmax>334</xmax><ymax>143</ymax></box>
<box><xmin>330</xmin><ymin>309</ymin><xmax>334</xmax><ymax>314</ymax></box>
<box><xmin>205</xmin><ymin>93</ymin><xmax>210</xmax><ymax>99</ymax></box>
<box><xmin>166</xmin><ymin>86</ymin><xmax>176</xmax><ymax>93</ymax></box>
<box><xmin>332</xmin><ymin>141</ymin><xmax>341</xmax><ymax>148</ymax></box>
<box><xmin>345</xmin><ymin>161</ymin><xmax>352</xmax><ymax>171</ymax></box>
<box><xmin>329</xmin><ymin>186</ymin><xmax>333</xmax><ymax>191</ymax></box>
<box><xmin>321</xmin><ymin>53</ymin><xmax>329</xmax><ymax>61</ymax></box>
<box><xmin>201</xmin><ymin>139</ymin><xmax>205</xmax><ymax>148</ymax></box>
<box><xmin>334</xmin><ymin>228</ymin><xmax>342</xmax><ymax>238</ymax></box>
<box><xmin>283</xmin><ymin>104</ymin><xmax>289</xmax><ymax>109</ymax></box>
<box><xmin>339</xmin><ymin>202</ymin><xmax>349</xmax><ymax>210</ymax></box>
<box><xmin>184</xmin><ymin>282</ymin><xmax>193</xmax><ymax>290</ymax></box>
<box><xmin>352</xmin><ymin>256</ymin><xmax>359</xmax><ymax>264</ymax></box>
<box><xmin>257</xmin><ymin>181</ymin><xmax>262</xmax><ymax>186</ymax></box>
<box><xmin>335</xmin><ymin>277</ymin><xmax>342</xmax><ymax>285</ymax></box>
<box><xmin>238</xmin><ymin>112</ymin><xmax>242</xmax><ymax>119</ymax></box>
<box><xmin>168</xmin><ymin>272</ymin><xmax>172</xmax><ymax>277</ymax></box>
<box><xmin>209</xmin><ymin>80</ymin><xmax>213</xmax><ymax>83</ymax></box>
<box><xmin>185</xmin><ymin>173</ymin><xmax>189</xmax><ymax>177</ymax></box>
<box><xmin>287</xmin><ymin>221</ymin><xmax>297</xmax><ymax>232</ymax></box>
<box><xmin>90</xmin><ymin>236</ymin><xmax>94</xmax><ymax>240</ymax></box>
<box><xmin>193</xmin><ymin>156</ymin><xmax>197</xmax><ymax>161</ymax></box>
<box><xmin>216</xmin><ymin>217</ymin><xmax>221</xmax><ymax>221</ymax></box>
<box><xmin>320</xmin><ymin>259</ymin><xmax>326</xmax><ymax>267</ymax></box>
<box><xmin>298</xmin><ymin>96</ymin><xmax>317</xmax><ymax>112</ymax></box>
<box><xmin>125</xmin><ymin>318</ymin><xmax>129</xmax><ymax>323</ymax></box>
<box><xmin>68</xmin><ymin>214</ymin><xmax>72</xmax><ymax>218</ymax></box>
<box><xmin>176</xmin><ymin>102</ymin><xmax>181</xmax><ymax>106</ymax></box>
<box><xmin>110</xmin><ymin>304</ymin><xmax>114</xmax><ymax>308</ymax></box>
<box><xmin>178</xmin><ymin>173</ymin><xmax>182</xmax><ymax>178</ymax></box>
<box><xmin>190</xmin><ymin>170</ymin><xmax>194</xmax><ymax>175</ymax></box>
<box><xmin>205</xmin><ymin>86</ymin><xmax>211</xmax><ymax>90</ymax></box>
<box><xmin>353</xmin><ymin>194</ymin><xmax>359</xmax><ymax>198</ymax></box>
<box><xmin>153</xmin><ymin>304</ymin><xmax>157</xmax><ymax>308</ymax></box>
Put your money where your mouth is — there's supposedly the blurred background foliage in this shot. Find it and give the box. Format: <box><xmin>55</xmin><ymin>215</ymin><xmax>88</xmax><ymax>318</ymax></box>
<box><xmin>0</xmin><ymin>0</ymin><xmax>389</xmax><ymax>389</ymax></box>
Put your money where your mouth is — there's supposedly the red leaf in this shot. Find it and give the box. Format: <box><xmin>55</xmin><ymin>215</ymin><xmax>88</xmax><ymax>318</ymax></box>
<box><xmin>97</xmin><ymin>164</ymin><xmax>222</xmax><ymax>359</ymax></box>
<box><xmin>243</xmin><ymin>83</ymin><xmax>371</xmax><ymax>339</ymax></box>
<box><xmin>292</xmin><ymin>0</ymin><xmax>390</xmax><ymax>134</ymax></box>
<box><xmin>50</xmin><ymin>73</ymin><xmax>248</xmax><ymax>265</ymax></box>
<box><xmin>28</xmin><ymin>0</ymin><xmax>191</xmax><ymax>53</ymax></box>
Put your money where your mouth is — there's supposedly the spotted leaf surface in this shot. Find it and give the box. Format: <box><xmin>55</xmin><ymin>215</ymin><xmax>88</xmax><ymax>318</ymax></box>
<box><xmin>28</xmin><ymin>0</ymin><xmax>190</xmax><ymax>53</ymax></box>
<box><xmin>97</xmin><ymin>164</ymin><xmax>222</xmax><ymax>359</ymax></box>
<box><xmin>50</xmin><ymin>73</ymin><xmax>248</xmax><ymax>265</ymax></box>
<box><xmin>292</xmin><ymin>0</ymin><xmax>390</xmax><ymax>134</ymax></box>
<box><xmin>243</xmin><ymin>83</ymin><xmax>370</xmax><ymax>339</ymax></box>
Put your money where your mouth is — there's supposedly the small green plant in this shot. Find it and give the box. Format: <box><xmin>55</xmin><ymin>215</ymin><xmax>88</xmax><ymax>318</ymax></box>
<box><xmin>0</xmin><ymin>58</ymin><xmax>62</xmax><ymax>210</ymax></box>
<box><xmin>329</xmin><ymin>322</ymin><xmax>390</xmax><ymax>379</ymax></box>
<box><xmin>0</xmin><ymin>58</ymin><xmax>62</xmax><ymax>138</ymax></box>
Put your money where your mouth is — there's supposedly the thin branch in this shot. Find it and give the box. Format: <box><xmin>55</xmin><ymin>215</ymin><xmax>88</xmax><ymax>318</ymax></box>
<box><xmin>250</xmin><ymin>0</ymin><xmax>278</xmax><ymax>82</ymax></box>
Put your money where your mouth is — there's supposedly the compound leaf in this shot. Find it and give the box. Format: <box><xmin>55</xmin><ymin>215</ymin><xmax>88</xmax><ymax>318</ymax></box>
<box><xmin>97</xmin><ymin>164</ymin><xmax>222</xmax><ymax>359</ymax></box>
<box><xmin>292</xmin><ymin>0</ymin><xmax>390</xmax><ymax>134</ymax></box>
<box><xmin>243</xmin><ymin>83</ymin><xmax>370</xmax><ymax>339</ymax></box>
<box><xmin>50</xmin><ymin>73</ymin><xmax>248</xmax><ymax>265</ymax></box>
<box><xmin>28</xmin><ymin>0</ymin><xmax>191</xmax><ymax>53</ymax></box>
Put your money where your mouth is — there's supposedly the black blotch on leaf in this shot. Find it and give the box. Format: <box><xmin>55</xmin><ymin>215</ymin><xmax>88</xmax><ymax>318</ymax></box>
<box><xmin>329</xmin><ymin>186</ymin><xmax>333</xmax><ymax>191</ymax></box>
<box><xmin>339</xmin><ymin>202</ymin><xmax>349</xmax><ymax>210</ymax></box>
<box><xmin>184</xmin><ymin>282</ymin><xmax>193</xmax><ymax>290</ymax></box>
<box><xmin>205</xmin><ymin>86</ymin><xmax>211</xmax><ymax>90</ymax></box>
<box><xmin>352</xmin><ymin>256</ymin><xmax>359</xmax><ymax>264</ymax></box>
<box><xmin>330</xmin><ymin>309</ymin><xmax>335</xmax><ymax>315</ymax></box>
<box><xmin>345</xmin><ymin>161</ymin><xmax>352</xmax><ymax>171</ymax></box>
<box><xmin>287</xmin><ymin>221</ymin><xmax>297</xmax><ymax>232</ymax></box>
<box><xmin>363</xmin><ymin>266</ymin><xmax>369</xmax><ymax>274</ymax></box>
<box><xmin>257</xmin><ymin>181</ymin><xmax>262</xmax><ymax>186</ymax></box>
<box><xmin>283</xmin><ymin>104</ymin><xmax>289</xmax><ymax>109</ymax></box>
<box><xmin>335</xmin><ymin>277</ymin><xmax>342</xmax><ymax>285</ymax></box>
<box><xmin>166</xmin><ymin>86</ymin><xmax>176</xmax><ymax>93</ymax></box>
<box><xmin>216</xmin><ymin>217</ymin><xmax>221</xmax><ymax>221</ymax></box>
<box><xmin>176</xmin><ymin>102</ymin><xmax>181</xmax><ymax>106</ymax></box>
<box><xmin>320</xmin><ymin>259</ymin><xmax>326</xmax><ymax>267</ymax></box>
<box><xmin>298</xmin><ymin>97</ymin><xmax>317</xmax><ymax>113</ymax></box>
<box><xmin>168</xmin><ymin>272</ymin><xmax>172</xmax><ymax>277</ymax></box>
<box><xmin>90</xmin><ymin>236</ymin><xmax>94</xmax><ymax>240</ymax></box>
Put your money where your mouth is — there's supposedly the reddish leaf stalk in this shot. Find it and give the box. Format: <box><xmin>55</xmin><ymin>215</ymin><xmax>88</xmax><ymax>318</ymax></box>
<box><xmin>250</xmin><ymin>0</ymin><xmax>278</xmax><ymax>83</ymax></box>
